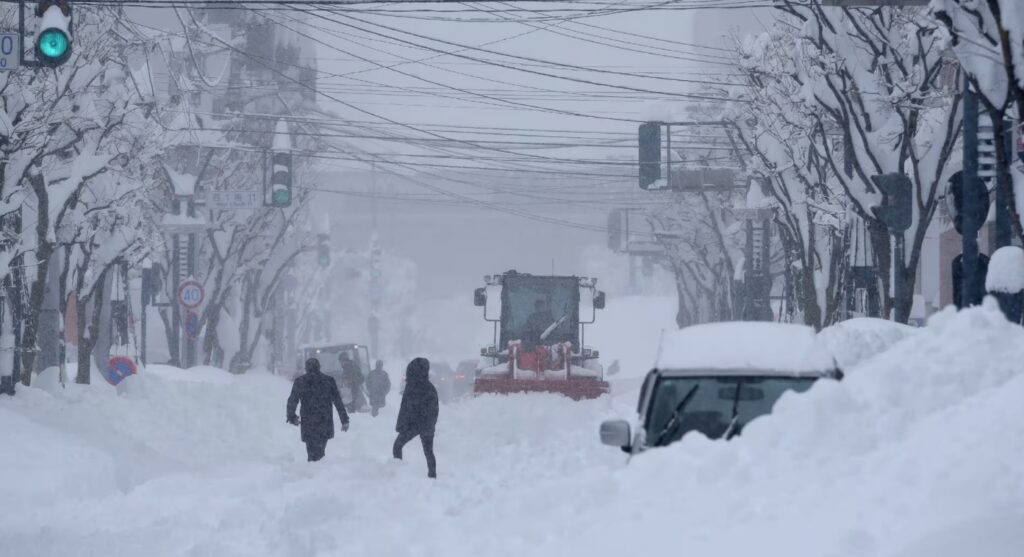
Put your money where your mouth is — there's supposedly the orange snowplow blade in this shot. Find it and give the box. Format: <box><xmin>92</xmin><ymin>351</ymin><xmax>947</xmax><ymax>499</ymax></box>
<box><xmin>473</xmin><ymin>377</ymin><xmax>609</xmax><ymax>401</ymax></box>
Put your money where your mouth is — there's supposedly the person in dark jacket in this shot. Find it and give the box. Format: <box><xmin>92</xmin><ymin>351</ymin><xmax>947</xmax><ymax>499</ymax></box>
<box><xmin>393</xmin><ymin>357</ymin><xmax>439</xmax><ymax>478</ymax></box>
<box><xmin>366</xmin><ymin>360</ymin><xmax>392</xmax><ymax>417</ymax></box>
<box><xmin>340</xmin><ymin>353</ymin><xmax>367</xmax><ymax>413</ymax></box>
<box><xmin>287</xmin><ymin>358</ymin><xmax>350</xmax><ymax>462</ymax></box>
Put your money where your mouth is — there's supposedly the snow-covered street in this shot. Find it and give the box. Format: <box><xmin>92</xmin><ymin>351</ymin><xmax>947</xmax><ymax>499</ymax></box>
<box><xmin>3</xmin><ymin>1</ymin><xmax>1024</xmax><ymax>556</ymax></box>
<box><xmin>3</xmin><ymin>302</ymin><xmax>1023</xmax><ymax>557</ymax></box>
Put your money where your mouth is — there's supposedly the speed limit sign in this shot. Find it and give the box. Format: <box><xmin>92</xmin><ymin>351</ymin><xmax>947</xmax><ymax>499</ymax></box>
<box><xmin>178</xmin><ymin>279</ymin><xmax>204</xmax><ymax>309</ymax></box>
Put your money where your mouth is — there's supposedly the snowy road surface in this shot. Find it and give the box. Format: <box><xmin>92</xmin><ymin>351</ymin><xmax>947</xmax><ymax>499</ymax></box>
<box><xmin>2</xmin><ymin>303</ymin><xmax>1024</xmax><ymax>557</ymax></box>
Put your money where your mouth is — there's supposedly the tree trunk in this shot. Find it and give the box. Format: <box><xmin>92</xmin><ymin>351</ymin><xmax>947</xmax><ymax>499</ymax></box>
<box><xmin>867</xmin><ymin>220</ymin><xmax>894</xmax><ymax>320</ymax></box>
<box><xmin>21</xmin><ymin>172</ymin><xmax>53</xmax><ymax>386</ymax></box>
<box><xmin>75</xmin><ymin>268</ymin><xmax>109</xmax><ymax>385</ymax></box>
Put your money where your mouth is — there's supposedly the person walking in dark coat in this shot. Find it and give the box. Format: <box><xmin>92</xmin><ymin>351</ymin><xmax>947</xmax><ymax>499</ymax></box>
<box><xmin>340</xmin><ymin>353</ymin><xmax>367</xmax><ymax>413</ymax></box>
<box><xmin>366</xmin><ymin>360</ymin><xmax>392</xmax><ymax>417</ymax></box>
<box><xmin>393</xmin><ymin>357</ymin><xmax>439</xmax><ymax>478</ymax></box>
<box><xmin>287</xmin><ymin>358</ymin><xmax>350</xmax><ymax>462</ymax></box>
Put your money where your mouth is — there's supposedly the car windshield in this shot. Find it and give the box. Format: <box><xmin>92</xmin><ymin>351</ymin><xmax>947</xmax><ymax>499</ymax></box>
<box><xmin>645</xmin><ymin>374</ymin><xmax>817</xmax><ymax>445</ymax></box>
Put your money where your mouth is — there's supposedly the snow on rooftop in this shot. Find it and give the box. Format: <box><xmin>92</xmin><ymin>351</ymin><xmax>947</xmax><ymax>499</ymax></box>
<box><xmin>655</xmin><ymin>321</ymin><xmax>835</xmax><ymax>374</ymax></box>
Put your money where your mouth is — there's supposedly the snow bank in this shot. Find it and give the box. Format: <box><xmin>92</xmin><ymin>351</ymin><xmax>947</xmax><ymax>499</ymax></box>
<box><xmin>2</xmin><ymin>302</ymin><xmax>1022</xmax><ymax>557</ymax></box>
<box><xmin>584</xmin><ymin>301</ymin><xmax>1024</xmax><ymax>557</ymax></box>
<box><xmin>818</xmin><ymin>317</ymin><xmax>917</xmax><ymax>371</ymax></box>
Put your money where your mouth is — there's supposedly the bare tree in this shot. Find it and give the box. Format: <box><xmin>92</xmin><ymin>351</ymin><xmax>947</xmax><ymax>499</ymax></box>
<box><xmin>933</xmin><ymin>0</ymin><xmax>1024</xmax><ymax>244</ymax></box>
<box><xmin>756</xmin><ymin>2</ymin><xmax>962</xmax><ymax>322</ymax></box>
<box><xmin>0</xmin><ymin>4</ymin><xmax>160</xmax><ymax>388</ymax></box>
<box><xmin>731</xmin><ymin>29</ymin><xmax>851</xmax><ymax>329</ymax></box>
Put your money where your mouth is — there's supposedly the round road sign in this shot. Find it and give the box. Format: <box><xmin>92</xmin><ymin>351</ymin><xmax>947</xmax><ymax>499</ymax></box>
<box><xmin>183</xmin><ymin>311</ymin><xmax>201</xmax><ymax>340</ymax></box>
<box><xmin>105</xmin><ymin>356</ymin><xmax>137</xmax><ymax>386</ymax></box>
<box><xmin>178</xmin><ymin>279</ymin><xmax>204</xmax><ymax>309</ymax></box>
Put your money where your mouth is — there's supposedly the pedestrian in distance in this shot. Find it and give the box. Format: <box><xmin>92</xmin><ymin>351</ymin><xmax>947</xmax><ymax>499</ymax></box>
<box><xmin>366</xmin><ymin>359</ymin><xmax>392</xmax><ymax>417</ymax></box>
<box><xmin>287</xmin><ymin>358</ymin><xmax>350</xmax><ymax>462</ymax></box>
<box><xmin>393</xmin><ymin>357</ymin><xmax>439</xmax><ymax>479</ymax></box>
<box><xmin>340</xmin><ymin>353</ymin><xmax>367</xmax><ymax>413</ymax></box>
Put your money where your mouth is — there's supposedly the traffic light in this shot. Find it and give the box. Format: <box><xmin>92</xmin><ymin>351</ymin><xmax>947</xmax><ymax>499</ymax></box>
<box><xmin>35</xmin><ymin>1</ymin><xmax>72</xmax><ymax>67</ymax></box>
<box><xmin>870</xmin><ymin>173</ymin><xmax>912</xmax><ymax>233</ymax></box>
<box><xmin>316</xmin><ymin>233</ymin><xmax>330</xmax><ymax>267</ymax></box>
<box><xmin>141</xmin><ymin>265</ymin><xmax>162</xmax><ymax>305</ymax></box>
<box><xmin>638</xmin><ymin>122</ymin><xmax>661</xmax><ymax>189</ymax></box>
<box><xmin>270</xmin><ymin>151</ymin><xmax>292</xmax><ymax>207</ymax></box>
<box><xmin>369</xmin><ymin>244</ymin><xmax>382</xmax><ymax>280</ymax></box>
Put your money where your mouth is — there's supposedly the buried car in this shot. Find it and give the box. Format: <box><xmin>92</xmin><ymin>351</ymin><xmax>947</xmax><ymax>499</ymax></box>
<box><xmin>600</xmin><ymin>322</ymin><xmax>842</xmax><ymax>454</ymax></box>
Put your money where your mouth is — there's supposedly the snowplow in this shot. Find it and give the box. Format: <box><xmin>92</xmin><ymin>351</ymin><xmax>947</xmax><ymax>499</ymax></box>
<box><xmin>472</xmin><ymin>270</ymin><xmax>609</xmax><ymax>400</ymax></box>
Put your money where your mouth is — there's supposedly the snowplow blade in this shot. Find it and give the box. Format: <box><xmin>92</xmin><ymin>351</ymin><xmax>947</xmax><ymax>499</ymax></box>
<box><xmin>473</xmin><ymin>377</ymin><xmax>609</xmax><ymax>401</ymax></box>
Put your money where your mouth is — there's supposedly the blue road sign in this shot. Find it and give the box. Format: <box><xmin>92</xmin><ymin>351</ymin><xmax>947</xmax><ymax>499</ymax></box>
<box><xmin>183</xmin><ymin>311</ymin><xmax>200</xmax><ymax>340</ymax></box>
<box><xmin>104</xmin><ymin>356</ymin><xmax>137</xmax><ymax>386</ymax></box>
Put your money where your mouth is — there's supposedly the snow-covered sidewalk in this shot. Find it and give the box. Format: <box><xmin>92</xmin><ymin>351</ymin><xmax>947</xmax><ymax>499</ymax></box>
<box><xmin>2</xmin><ymin>303</ymin><xmax>1023</xmax><ymax>557</ymax></box>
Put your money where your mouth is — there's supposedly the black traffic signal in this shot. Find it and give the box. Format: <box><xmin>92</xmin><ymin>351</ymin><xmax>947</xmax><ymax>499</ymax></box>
<box><xmin>316</xmin><ymin>233</ymin><xmax>330</xmax><ymax>267</ymax></box>
<box><xmin>870</xmin><ymin>173</ymin><xmax>912</xmax><ymax>233</ymax></box>
<box><xmin>35</xmin><ymin>1</ymin><xmax>72</xmax><ymax>67</ymax></box>
<box><xmin>638</xmin><ymin>122</ymin><xmax>661</xmax><ymax>190</ymax></box>
<box><xmin>141</xmin><ymin>265</ymin><xmax>162</xmax><ymax>305</ymax></box>
<box><xmin>269</xmin><ymin>151</ymin><xmax>292</xmax><ymax>207</ymax></box>
<box><xmin>944</xmin><ymin>170</ymin><xmax>990</xmax><ymax>235</ymax></box>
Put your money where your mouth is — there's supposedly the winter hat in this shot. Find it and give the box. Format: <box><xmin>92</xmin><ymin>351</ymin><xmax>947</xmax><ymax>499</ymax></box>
<box><xmin>406</xmin><ymin>357</ymin><xmax>430</xmax><ymax>381</ymax></box>
<box><xmin>306</xmin><ymin>358</ymin><xmax>321</xmax><ymax>373</ymax></box>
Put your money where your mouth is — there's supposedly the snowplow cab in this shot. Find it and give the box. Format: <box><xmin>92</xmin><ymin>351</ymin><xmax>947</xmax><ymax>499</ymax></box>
<box><xmin>473</xmin><ymin>270</ymin><xmax>608</xmax><ymax>400</ymax></box>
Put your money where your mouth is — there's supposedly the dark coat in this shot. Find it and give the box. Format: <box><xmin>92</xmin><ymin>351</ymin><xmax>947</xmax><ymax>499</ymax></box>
<box><xmin>396</xmin><ymin>358</ymin><xmax>439</xmax><ymax>434</ymax></box>
<box><xmin>287</xmin><ymin>370</ymin><xmax>349</xmax><ymax>442</ymax></box>
<box><xmin>366</xmin><ymin>368</ymin><xmax>392</xmax><ymax>406</ymax></box>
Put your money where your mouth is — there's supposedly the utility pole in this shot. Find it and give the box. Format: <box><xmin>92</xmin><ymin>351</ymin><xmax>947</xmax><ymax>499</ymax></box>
<box><xmin>368</xmin><ymin>162</ymin><xmax>381</xmax><ymax>360</ymax></box>
<box><xmin>959</xmin><ymin>86</ymin><xmax>986</xmax><ymax>308</ymax></box>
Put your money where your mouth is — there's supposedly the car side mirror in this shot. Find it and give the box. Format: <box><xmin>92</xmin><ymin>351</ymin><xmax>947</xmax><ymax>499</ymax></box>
<box><xmin>600</xmin><ymin>419</ymin><xmax>631</xmax><ymax>449</ymax></box>
<box><xmin>594</xmin><ymin>290</ymin><xmax>606</xmax><ymax>310</ymax></box>
<box><xmin>474</xmin><ymin>287</ymin><xmax>486</xmax><ymax>307</ymax></box>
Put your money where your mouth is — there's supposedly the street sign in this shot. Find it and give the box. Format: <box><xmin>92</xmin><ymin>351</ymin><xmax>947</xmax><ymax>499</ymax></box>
<box><xmin>205</xmin><ymin>189</ymin><xmax>260</xmax><ymax>210</ymax></box>
<box><xmin>0</xmin><ymin>33</ymin><xmax>19</xmax><ymax>71</ymax></box>
<box><xmin>668</xmin><ymin>167</ymin><xmax>741</xmax><ymax>190</ymax></box>
<box><xmin>944</xmin><ymin>171</ymin><xmax>990</xmax><ymax>235</ymax></box>
<box><xmin>161</xmin><ymin>214</ymin><xmax>209</xmax><ymax>234</ymax></box>
<box><xmin>104</xmin><ymin>356</ymin><xmax>137</xmax><ymax>386</ymax></box>
<box><xmin>183</xmin><ymin>311</ymin><xmax>200</xmax><ymax>340</ymax></box>
<box><xmin>177</xmin><ymin>279</ymin><xmax>204</xmax><ymax>309</ymax></box>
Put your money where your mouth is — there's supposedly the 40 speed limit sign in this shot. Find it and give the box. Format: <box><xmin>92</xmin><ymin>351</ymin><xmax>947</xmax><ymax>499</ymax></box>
<box><xmin>178</xmin><ymin>279</ymin><xmax>204</xmax><ymax>309</ymax></box>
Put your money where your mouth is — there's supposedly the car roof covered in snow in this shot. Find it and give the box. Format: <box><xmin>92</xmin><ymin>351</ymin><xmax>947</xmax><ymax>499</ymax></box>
<box><xmin>655</xmin><ymin>321</ymin><xmax>836</xmax><ymax>376</ymax></box>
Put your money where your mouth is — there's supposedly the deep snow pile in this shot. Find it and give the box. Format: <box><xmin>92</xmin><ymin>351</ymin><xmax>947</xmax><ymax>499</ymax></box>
<box><xmin>2</xmin><ymin>301</ymin><xmax>1022</xmax><ymax>557</ymax></box>
<box><xmin>818</xmin><ymin>317</ymin><xmax>918</xmax><ymax>370</ymax></box>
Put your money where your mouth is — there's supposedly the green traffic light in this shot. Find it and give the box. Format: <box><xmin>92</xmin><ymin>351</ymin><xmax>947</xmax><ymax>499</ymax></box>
<box><xmin>271</xmin><ymin>188</ymin><xmax>291</xmax><ymax>207</ymax></box>
<box><xmin>318</xmin><ymin>254</ymin><xmax>330</xmax><ymax>267</ymax></box>
<box><xmin>37</xmin><ymin>28</ymin><xmax>69</xmax><ymax>63</ymax></box>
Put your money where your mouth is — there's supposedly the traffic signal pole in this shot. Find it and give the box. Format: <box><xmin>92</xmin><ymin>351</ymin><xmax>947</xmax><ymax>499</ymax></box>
<box><xmin>962</xmin><ymin>86</ymin><xmax>983</xmax><ymax>307</ymax></box>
